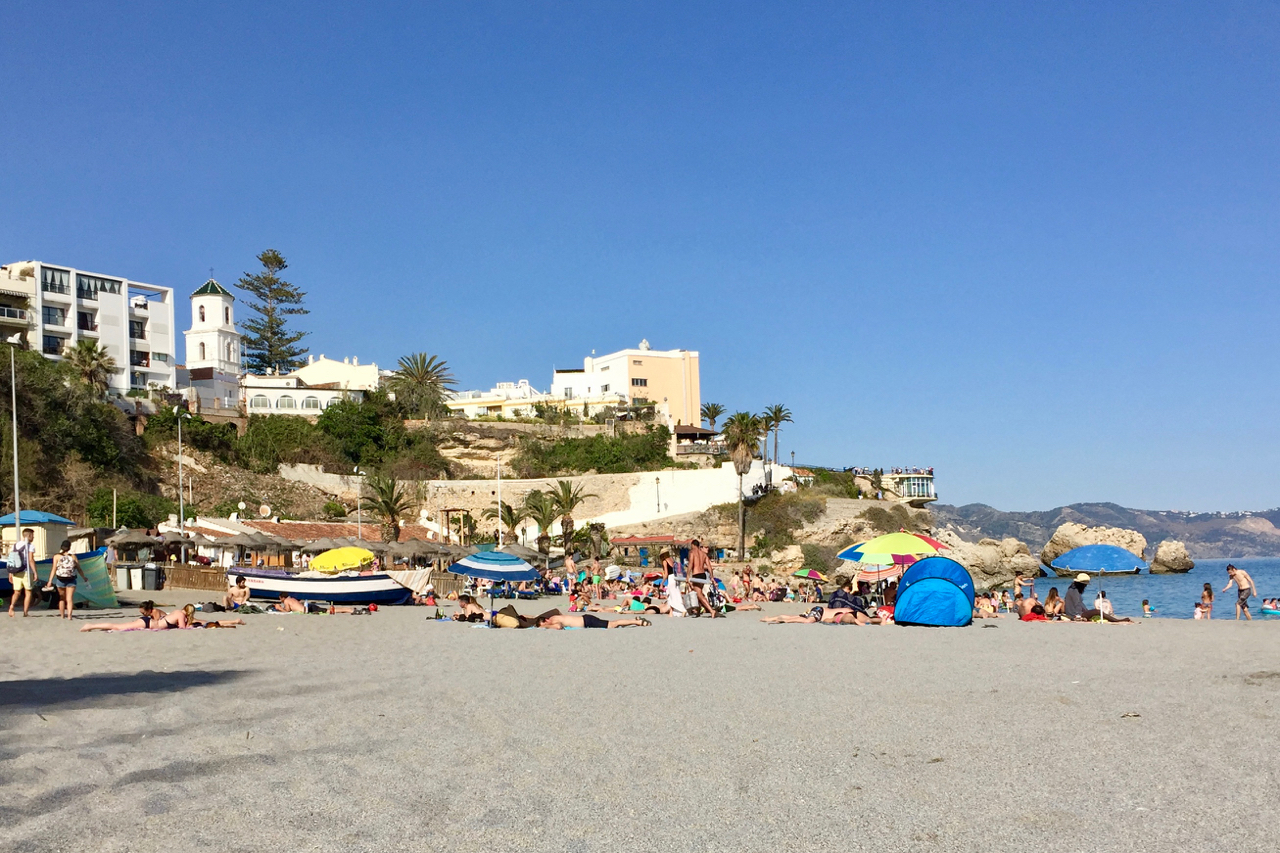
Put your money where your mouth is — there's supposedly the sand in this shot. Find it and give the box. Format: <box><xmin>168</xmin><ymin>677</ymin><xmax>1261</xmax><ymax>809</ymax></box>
<box><xmin>2</xmin><ymin>591</ymin><xmax>1279</xmax><ymax>853</ymax></box>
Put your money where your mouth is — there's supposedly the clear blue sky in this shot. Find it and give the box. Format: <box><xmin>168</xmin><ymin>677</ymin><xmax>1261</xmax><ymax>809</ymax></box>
<box><xmin>4</xmin><ymin>2</ymin><xmax>1277</xmax><ymax>512</ymax></box>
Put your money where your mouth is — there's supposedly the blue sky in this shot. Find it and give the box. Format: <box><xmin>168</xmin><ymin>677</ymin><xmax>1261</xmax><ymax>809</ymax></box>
<box><xmin>3</xmin><ymin>2</ymin><xmax>1278</xmax><ymax>512</ymax></box>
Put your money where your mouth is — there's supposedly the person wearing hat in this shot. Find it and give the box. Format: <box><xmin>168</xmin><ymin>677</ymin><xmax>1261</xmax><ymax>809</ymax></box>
<box><xmin>1063</xmin><ymin>573</ymin><xmax>1133</xmax><ymax>623</ymax></box>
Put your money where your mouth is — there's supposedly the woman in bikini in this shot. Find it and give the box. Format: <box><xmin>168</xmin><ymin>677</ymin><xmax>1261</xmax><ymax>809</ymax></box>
<box><xmin>80</xmin><ymin>601</ymin><xmax>164</xmax><ymax>632</ymax></box>
<box><xmin>1201</xmin><ymin>583</ymin><xmax>1214</xmax><ymax>619</ymax></box>
<box><xmin>1043</xmin><ymin>587</ymin><xmax>1064</xmax><ymax>618</ymax></box>
<box><xmin>181</xmin><ymin>604</ymin><xmax>246</xmax><ymax>628</ymax></box>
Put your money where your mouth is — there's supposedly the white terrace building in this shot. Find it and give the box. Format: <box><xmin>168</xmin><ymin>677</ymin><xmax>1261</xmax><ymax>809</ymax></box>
<box><xmin>0</xmin><ymin>260</ymin><xmax>177</xmax><ymax>394</ymax></box>
<box><xmin>241</xmin><ymin>354</ymin><xmax>381</xmax><ymax>415</ymax></box>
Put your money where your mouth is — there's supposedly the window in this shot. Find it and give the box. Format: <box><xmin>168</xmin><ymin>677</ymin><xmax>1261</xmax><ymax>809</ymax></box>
<box><xmin>129</xmin><ymin>320</ymin><xmax>146</xmax><ymax>339</ymax></box>
<box><xmin>600</xmin><ymin>366</ymin><xmax>609</xmax><ymax>371</ymax></box>
<box><xmin>600</xmin><ymin>384</ymin><xmax>610</xmax><ymax>393</ymax></box>
<box><xmin>250</xmin><ymin>395</ymin><xmax>270</xmax><ymax>409</ymax></box>
<box><xmin>42</xmin><ymin>306</ymin><xmax>65</xmax><ymax>326</ymax></box>
<box><xmin>302</xmin><ymin>396</ymin><xmax>321</xmax><ymax>409</ymax></box>
<box><xmin>77</xmin><ymin>311</ymin><xmax>96</xmax><ymax>331</ymax></box>
<box><xmin>277</xmin><ymin>395</ymin><xmax>296</xmax><ymax>409</ymax></box>
<box><xmin>199</xmin><ymin>306</ymin><xmax>206</xmax><ymax>322</ymax></box>
<box><xmin>564</xmin><ymin>388</ymin><xmax>574</xmax><ymax>400</ymax></box>
<box><xmin>631</xmin><ymin>377</ymin><xmax>648</xmax><ymax>387</ymax></box>
<box><xmin>198</xmin><ymin>343</ymin><xmax>206</xmax><ymax>360</ymax></box>
<box><xmin>153</xmin><ymin>352</ymin><xmax>168</xmax><ymax>363</ymax></box>
<box><xmin>42</xmin><ymin>335</ymin><xmax>63</xmax><ymax>356</ymax></box>
<box><xmin>227</xmin><ymin>343</ymin><xmax>235</xmax><ymax>362</ymax></box>
<box><xmin>224</xmin><ymin>307</ymin><xmax>230</xmax><ymax>324</ymax></box>
<box><xmin>76</xmin><ymin>274</ymin><xmax>121</xmax><ymax>299</ymax></box>
<box><xmin>633</xmin><ymin>360</ymin><xmax>643</xmax><ymax>365</ymax></box>
<box><xmin>41</xmin><ymin>267</ymin><xmax>71</xmax><ymax>294</ymax></box>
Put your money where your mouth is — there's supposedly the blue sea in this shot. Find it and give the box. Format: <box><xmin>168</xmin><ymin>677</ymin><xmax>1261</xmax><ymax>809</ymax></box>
<box><xmin>1031</xmin><ymin>557</ymin><xmax>1280</xmax><ymax>620</ymax></box>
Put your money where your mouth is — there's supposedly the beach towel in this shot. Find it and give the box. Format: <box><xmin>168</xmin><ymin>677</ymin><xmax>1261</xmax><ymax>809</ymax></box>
<box><xmin>384</xmin><ymin>568</ymin><xmax>435</xmax><ymax>595</ymax></box>
<box><xmin>35</xmin><ymin>549</ymin><xmax>117</xmax><ymax>609</ymax></box>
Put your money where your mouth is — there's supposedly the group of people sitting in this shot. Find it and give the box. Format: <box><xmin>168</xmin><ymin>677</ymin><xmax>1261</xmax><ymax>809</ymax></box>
<box><xmin>980</xmin><ymin>573</ymin><xmax>1134</xmax><ymax>623</ymax></box>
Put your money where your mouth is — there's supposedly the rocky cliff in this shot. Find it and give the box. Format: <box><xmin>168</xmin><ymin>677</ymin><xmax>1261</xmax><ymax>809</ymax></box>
<box><xmin>1149</xmin><ymin>539</ymin><xmax>1195</xmax><ymax>574</ymax></box>
<box><xmin>1039</xmin><ymin>522</ymin><xmax>1148</xmax><ymax>568</ymax></box>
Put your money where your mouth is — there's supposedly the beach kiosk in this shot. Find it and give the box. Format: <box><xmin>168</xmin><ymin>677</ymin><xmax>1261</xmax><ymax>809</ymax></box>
<box><xmin>0</xmin><ymin>510</ymin><xmax>75</xmax><ymax>561</ymax></box>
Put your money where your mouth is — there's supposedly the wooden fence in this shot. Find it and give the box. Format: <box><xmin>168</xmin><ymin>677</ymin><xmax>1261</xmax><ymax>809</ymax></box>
<box><xmin>164</xmin><ymin>565</ymin><xmax>229</xmax><ymax>592</ymax></box>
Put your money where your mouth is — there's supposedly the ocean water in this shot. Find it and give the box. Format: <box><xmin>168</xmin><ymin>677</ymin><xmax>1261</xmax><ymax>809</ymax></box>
<box><xmin>1030</xmin><ymin>557</ymin><xmax>1280</xmax><ymax>620</ymax></box>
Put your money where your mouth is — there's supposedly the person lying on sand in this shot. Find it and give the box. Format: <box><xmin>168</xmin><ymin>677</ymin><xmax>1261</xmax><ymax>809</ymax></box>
<box><xmin>1020</xmin><ymin>604</ymin><xmax>1048</xmax><ymax>622</ymax></box>
<box><xmin>760</xmin><ymin>606</ymin><xmax>883</xmax><ymax>625</ymax></box>
<box><xmin>452</xmin><ymin>594</ymin><xmax>486</xmax><ymax>622</ymax></box>
<box><xmin>269</xmin><ymin>593</ymin><xmax>307</xmax><ymax>613</ymax></box>
<box><xmin>534</xmin><ymin>613</ymin><xmax>651</xmax><ymax>629</ymax></box>
<box><xmin>182</xmin><ymin>604</ymin><xmax>245</xmax><ymax>628</ymax></box>
<box><xmin>80</xmin><ymin>601</ymin><xmax>166</xmax><ymax>632</ymax></box>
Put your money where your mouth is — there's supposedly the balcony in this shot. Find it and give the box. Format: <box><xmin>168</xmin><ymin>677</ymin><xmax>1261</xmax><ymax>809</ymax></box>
<box><xmin>42</xmin><ymin>280</ymin><xmax>71</xmax><ymax>296</ymax></box>
<box><xmin>129</xmin><ymin>328</ymin><xmax>147</xmax><ymax>340</ymax></box>
<box><xmin>78</xmin><ymin>319</ymin><xmax>99</xmax><ymax>333</ymax></box>
<box><xmin>675</xmin><ymin>441</ymin><xmax>727</xmax><ymax>456</ymax></box>
<box><xmin>76</xmin><ymin>288</ymin><xmax>98</xmax><ymax>301</ymax></box>
<box><xmin>130</xmin><ymin>301</ymin><xmax>148</xmax><ymax>312</ymax></box>
<box><xmin>129</xmin><ymin>351</ymin><xmax>150</xmax><ymax>368</ymax></box>
<box><xmin>0</xmin><ymin>306</ymin><xmax>28</xmax><ymax>324</ymax></box>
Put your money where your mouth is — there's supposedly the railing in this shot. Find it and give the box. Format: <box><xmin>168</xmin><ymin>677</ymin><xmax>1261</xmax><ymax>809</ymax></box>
<box><xmin>131</xmin><ymin>301</ymin><xmax>148</xmax><ymax>312</ymax></box>
<box><xmin>42</xmin><ymin>280</ymin><xmax>71</xmax><ymax>295</ymax></box>
<box><xmin>130</xmin><ymin>352</ymin><xmax>150</xmax><ymax>367</ymax></box>
<box><xmin>676</xmin><ymin>441</ymin><xmax>727</xmax><ymax>455</ymax></box>
<box><xmin>76</xmin><ymin>287</ymin><xmax>98</xmax><ymax>301</ymax></box>
<box><xmin>79</xmin><ymin>321</ymin><xmax>98</xmax><ymax>332</ymax></box>
<box><xmin>0</xmin><ymin>306</ymin><xmax>27</xmax><ymax>321</ymax></box>
<box><xmin>129</xmin><ymin>328</ymin><xmax>147</xmax><ymax>340</ymax></box>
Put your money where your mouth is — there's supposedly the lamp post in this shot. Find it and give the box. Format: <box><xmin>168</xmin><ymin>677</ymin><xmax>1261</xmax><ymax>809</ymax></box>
<box><xmin>791</xmin><ymin>451</ymin><xmax>795</xmax><ymax>469</ymax></box>
<box><xmin>353</xmin><ymin>467</ymin><xmax>366</xmax><ymax>540</ymax></box>
<box><xmin>8</xmin><ymin>334</ymin><xmax>23</xmax><ymax>552</ymax></box>
<box><xmin>655</xmin><ymin>476</ymin><xmax>661</xmax><ymax>513</ymax></box>
<box><xmin>496</xmin><ymin>455</ymin><xmax>503</xmax><ymax>549</ymax></box>
<box><xmin>173</xmin><ymin>406</ymin><xmax>191</xmax><ymax>563</ymax></box>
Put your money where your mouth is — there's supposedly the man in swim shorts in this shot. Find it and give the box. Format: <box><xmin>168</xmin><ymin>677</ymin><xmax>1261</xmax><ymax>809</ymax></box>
<box><xmin>7</xmin><ymin>528</ymin><xmax>35</xmax><ymax>617</ymax></box>
<box><xmin>1222</xmin><ymin>564</ymin><xmax>1257</xmax><ymax>621</ymax></box>
<box><xmin>687</xmin><ymin>539</ymin><xmax>720</xmax><ymax>617</ymax></box>
<box><xmin>223</xmin><ymin>575</ymin><xmax>251</xmax><ymax>610</ymax></box>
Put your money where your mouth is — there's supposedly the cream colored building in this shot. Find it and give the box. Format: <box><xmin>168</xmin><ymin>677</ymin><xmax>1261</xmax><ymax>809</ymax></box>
<box><xmin>551</xmin><ymin>340</ymin><xmax>700</xmax><ymax>426</ymax></box>
<box><xmin>241</xmin><ymin>354</ymin><xmax>381</xmax><ymax>415</ymax></box>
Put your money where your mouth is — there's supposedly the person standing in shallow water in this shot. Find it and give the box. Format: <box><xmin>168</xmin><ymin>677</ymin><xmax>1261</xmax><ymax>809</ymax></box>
<box><xmin>1201</xmin><ymin>583</ymin><xmax>1214</xmax><ymax>620</ymax></box>
<box><xmin>1222</xmin><ymin>565</ymin><xmax>1256</xmax><ymax>621</ymax></box>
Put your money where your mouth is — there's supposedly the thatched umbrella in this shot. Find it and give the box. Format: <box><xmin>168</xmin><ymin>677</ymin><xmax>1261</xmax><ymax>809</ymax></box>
<box><xmin>353</xmin><ymin>539</ymin><xmax>390</xmax><ymax>555</ymax></box>
<box><xmin>301</xmin><ymin>537</ymin><xmax>340</xmax><ymax>554</ymax></box>
<box><xmin>107</xmin><ymin>529</ymin><xmax>159</xmax><ymax>548</ymax></box>
<box><xmin>160</xmin><ymin>530</ymin><xmax>194</xmax><ymax>545</ymax></box>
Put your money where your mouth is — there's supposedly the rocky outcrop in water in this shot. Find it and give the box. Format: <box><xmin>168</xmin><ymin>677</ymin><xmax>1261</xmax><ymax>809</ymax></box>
<box><xmin>936</xmin><ymin>531</ymin><xmax>1042</xmax><ymax>590</ymax></box>
<box><xmin>1149</xmin><ymin>539</ymin><xmax>1194</xmax><ymax>574</ymax></box>
<box><xmin>1039</xmin><ymin>522</ymin><xmax>1147</xmax><ymax>568</ymax></box>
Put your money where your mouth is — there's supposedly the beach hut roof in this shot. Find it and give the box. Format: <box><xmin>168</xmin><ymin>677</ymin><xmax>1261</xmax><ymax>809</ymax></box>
<box><xmin>0</xmin><ymin>510</ymin><xmax>74</xmax><ymax>525</ymax></box>
<box><xmin>107</xmin><ymin>529</ymin><xmax>158</xmax><ymax>547</ymax></box>
<box><xmin>217</xmin><ymin>532</ymin><xmax>262</xmax><ymax>548</ymax></box>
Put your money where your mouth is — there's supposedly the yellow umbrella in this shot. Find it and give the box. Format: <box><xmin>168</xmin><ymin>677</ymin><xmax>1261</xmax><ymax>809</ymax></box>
<box><xmin>309</xmin><ymin>546</ymin><xmax>375</xmax><ymax>573</ymax></box>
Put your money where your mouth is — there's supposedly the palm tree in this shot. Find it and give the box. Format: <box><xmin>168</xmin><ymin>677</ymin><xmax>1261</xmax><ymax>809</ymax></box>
<box><xmin>721</xmin><ymin>411</ymin><xmax>765</xmax><ymax>559</ymax></box>
<box><xmin>388</xmin><ymin>353</ymin><xmax>456</xmax><ymax>419</ymax></box>
<box><xmin>763</xmin><ymin>404</ymin><xmax>793</xmax><ymax>469</ymax></box>
<box><xmin>65</xmin><ymin>339</ymin><xmax>117</xmax><ymax>397</ymax></box>
<box><xmin>360</xmin><ymin>473</ymin><xmax>413</xmax><ymax>543</ymax></box>
<box><xmin>700</xmin><ymin>402</ymin><xmax>725</xmax><ymax>431</ymax></box>
<box><xmin>550</xmin><ymin>479</ymin><xmax>597</xmax><ymax>550</ymax></box>
<box><xmin>758</xmin><ymin>411</ymin><xmax>776</xmax><ymax>466</ymax></box>
<box><xmin>522</xmin><ymin>490</ymin><xmax>559</xmax><ymax>554</ymax></box>
<box><xmin>483</xmin><ymin>500</ymin><xmax>529</xmax><ymax>543</ymax></box>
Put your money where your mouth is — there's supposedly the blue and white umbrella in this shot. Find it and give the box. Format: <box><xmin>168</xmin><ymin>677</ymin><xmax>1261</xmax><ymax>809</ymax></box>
<box><xmin>449</xmin><ymin>549</ymin><xmax>540</xmax><ymax>583</ymax></box>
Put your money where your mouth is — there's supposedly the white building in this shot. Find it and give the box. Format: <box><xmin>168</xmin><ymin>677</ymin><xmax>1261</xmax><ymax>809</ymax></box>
<box><xmin>181</xmin><ymin>279</ymin><xmax>242</xmax><ymax>412</ymax></box>
<box><xmin>241</xmin><ymin>354</ymin><xmax>380</xmax><ymax>415</ymax></box>
<box><xmin>0</xmin><ymin>260</ymin><xmax>177</xmax><ymax>394</ymax></box>
<box><xmin>446</xmin><ymin>379</ymin><xmax>549</xmax><ymax>418</ymax></box>
<box><xmin>551</xmin><ymin>340</ymin><xmax>700</xmax><ymax>426</ymax></box>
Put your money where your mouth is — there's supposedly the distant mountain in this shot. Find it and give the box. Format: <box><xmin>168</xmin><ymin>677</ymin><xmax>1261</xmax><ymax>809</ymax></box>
<box><xmin>931</xmin><ymin>502</ymin><xmax>1280</xmax><ymax>559</ymax></box>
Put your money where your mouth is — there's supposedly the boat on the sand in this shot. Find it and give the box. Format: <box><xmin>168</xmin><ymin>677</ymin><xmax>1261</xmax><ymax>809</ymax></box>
<box><xmin>228</xmin><ymin>567</ymin><xmax>412</xmax><ymax>605</ymax></box>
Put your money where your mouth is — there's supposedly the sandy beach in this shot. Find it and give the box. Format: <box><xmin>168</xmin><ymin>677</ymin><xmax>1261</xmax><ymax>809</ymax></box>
<box><xmin>3</xmin><ymin>591</ymin><xmax>1278</xmax><ymax>853</ymax></box>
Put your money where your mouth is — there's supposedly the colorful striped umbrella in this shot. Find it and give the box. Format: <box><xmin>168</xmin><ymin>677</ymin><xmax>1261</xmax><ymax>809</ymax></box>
<box><xmin>837</xmin><ymin>532</ymin><xmax>946</xmax><ymax>584</ymax></box>
<box><xmin>792</xmin><ymin>569</ymin><xmax>829</xmax><ymax>582</ymax></box>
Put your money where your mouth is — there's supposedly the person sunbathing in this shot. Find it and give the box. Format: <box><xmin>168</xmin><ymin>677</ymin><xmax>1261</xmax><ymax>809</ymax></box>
<box><xmin>154</xmin><ymin>607</ymin><xmax>191</xmax><ymax>630</ymax></box>
<box><xmin>761</xmin><ymin>606</ymin><xmax>872</xmax><ymax>624</ymax></box>
<box><xmin>182</xmin><ymin>604</ymin><xmax>246</xmax><ymax>628</ymax></box>
<box><xmin>534</xmin><ymin>613</ymin><xmax>651</xmax><ymax>629</ymax></box>
<box><xmin>452</xmin><ymin>594</ymin><xmax>486</xmax><ymax>622</ymax></box>
<box><xmin>1021</xmin><ymin>604</ymin><xmax>1048</xmax><ymax>622</ymax></box>
<box><xmin>269</xmin><ymin>593</ymin><xmax>307</xmax><ymax>613</ymax></box>
<box><xmin>80</xmin><ymin>601</ymin><xmax>164</xmax><ymax>632</ymax></box>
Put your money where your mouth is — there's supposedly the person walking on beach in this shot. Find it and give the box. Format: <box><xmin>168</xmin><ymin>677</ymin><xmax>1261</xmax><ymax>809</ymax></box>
<box><xmin>687</xmin><ymin>539</ymin><xmax>719</xmax><ymax>617</ymax></box>
<box><xmin>7</xmin><ymin>527</ymin><xmax>36</xmax><ymax>617</ymax></box>
<box><xmin>1222</xmin><ymin>565</ymin><xmax>1257</xmax><ymax>621</ymax></box>
<box><xmin>49</xmin><ymin>540</ymin><xmax>86</xmax><ymax>620</ymax></box>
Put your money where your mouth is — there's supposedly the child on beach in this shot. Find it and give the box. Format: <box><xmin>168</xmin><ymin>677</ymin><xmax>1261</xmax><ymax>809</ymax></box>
<box><xmin>1142</xmin><ymin>600</ymin><xmax>1156</xmax><ymax>617</ymax></box>
<box><xmin>1193</xmin><ymin>602</ymin><xmax>1205</xmax><ymax>620</ymax></box>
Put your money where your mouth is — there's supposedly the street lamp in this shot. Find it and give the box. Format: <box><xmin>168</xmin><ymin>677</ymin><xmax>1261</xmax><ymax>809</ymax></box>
<box><xmin>791</xmin><ymin>451</ymin><xmax>795</xmax><ymax>469</ymax></box>
<box><xmin>7</xmin><ymin>333</ymin><xmax>23</xmax><ymax>551</ymax></box>
<box><xmin>173</xmin><ymin>406</ymin><xmax>192</xmax><ymax>563</ymax></box>
<box><xmin>353</xmin><ymin>467</ymin><xmax>367</xmax><ymax>540</ymax></box>
<box><xmin>655</xmin><ymin>476</ymin><xmax>661</xmax><ymax>513</ymax></box>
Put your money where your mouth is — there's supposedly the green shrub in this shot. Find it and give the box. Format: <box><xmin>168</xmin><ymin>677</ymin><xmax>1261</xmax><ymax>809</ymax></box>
<box><xmin>86</xmin><ymin>487</ymin><xmax>175</xmax><ymax>529</ymax></box>
<box><xmin>144</xmin><ymin>408</ymin><xmax>237</xmax><ymax>455</ymax></box>
<box><xmin>859</xmin><ymin>503</ymin><xmax>928</xmax><ymax>534</ymax></box>
<box><xmin>513</xmin><ymin>425</ymin><xmax>673</xmax><ymax>477</ymax></box>
<box><xmin>322</xmin><ymin>500</ymin><xmax>347</xmax><ymax>519</ymax></box>
<box><xmin>316</xmin><ymin>392</ymin><xmax>405</xmax><ymax>466</ymax></box>
<box><xmin>744</xmin><ymin>491</ymin><xmax>827</xmax><ymax>548</ymax></box>
<box><xmin>233</xmin><ymin>415</ymin><xmax>340</xmax><ymax>473</ymax></box>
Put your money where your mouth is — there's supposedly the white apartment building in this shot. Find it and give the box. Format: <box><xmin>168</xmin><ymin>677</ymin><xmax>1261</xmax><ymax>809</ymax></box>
<box><xmin>241</xmin><ymin>354</ymin><xmax>380</xmax><ymax>415</ymax></box>
<box><xmin>446</xmin><ymin>379</ymin><xmax>552</xmax><ymax>418</ymax></box>
<box><xmin>0</xmin><ymin>260</ymin><xmax>177</xmax><ymax>394</ymax></box>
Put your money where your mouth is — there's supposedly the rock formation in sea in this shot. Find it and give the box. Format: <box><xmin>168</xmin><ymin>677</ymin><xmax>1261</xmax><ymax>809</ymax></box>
<box><xmin>1148</xmin><ymin>539</ymin><xmax>1195</xmax><ymax>574</ymax></box>
<box><xmin>1039</xmin><ymin>522</ymin><xmax>1148</xmax><ymax>568</ymax></box>
<box><xmin>935</xmin><ymin>530</ymin><xmax>1042</xmax><ymax>590</ymax></box>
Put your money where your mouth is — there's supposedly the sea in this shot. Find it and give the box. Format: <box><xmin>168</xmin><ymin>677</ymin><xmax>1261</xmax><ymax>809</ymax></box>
<box><xmin>1031</xmin><ymin>557</ymin><xmax>1280</xmax><ymax>620</ymax></box>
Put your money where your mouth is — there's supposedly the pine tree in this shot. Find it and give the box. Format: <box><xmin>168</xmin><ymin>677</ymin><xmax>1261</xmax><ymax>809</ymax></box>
<box><xmin>236</xmin><ymin>250</ymin><xmax>309</xmax><ymax>374</ymax></box>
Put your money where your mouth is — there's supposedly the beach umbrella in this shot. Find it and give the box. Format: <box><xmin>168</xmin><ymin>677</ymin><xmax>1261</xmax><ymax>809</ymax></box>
<box><xmin>352</xmin><ymin>539</ymin><xmax>390</xmax><ymax>555</ymax></box>
<box><xmin>309</xmin><ymin>546</ymin><xmax>376</xmax><ymax>573</ymax></box>
<box><xmin>1049</xmin><ymin>544</ymin><xmax>1148</xmax><ymax>574</ymax></box>
<box><xmin>449</xmin><ymin>549</ymin><xmax>540</xmax><ymax>616</ymax></box>
<box><xmin>107</xmin><ymin>529</ymin><xmax>158</xmax><ymax>548</ymax></box>
<box><xmin>792</xmin><ymin>569</ymin><xmax>829</xmax><ymax>582</ymax></box>
<box><xmin>160</xmin><ymin>530</ymin><xmax>194</xmax><ymax>545</ymax></box>
<box><xmin>838</xmin><ymin>532</ymin><xmax>945</xmax><ymax>584</ymax></box>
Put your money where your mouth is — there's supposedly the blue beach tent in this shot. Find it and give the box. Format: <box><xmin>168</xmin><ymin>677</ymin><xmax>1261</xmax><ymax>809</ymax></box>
<box><xmin>893</xmin><ymin>556</ymin><xmax>975</xmax><ymax>627</ymax></box>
